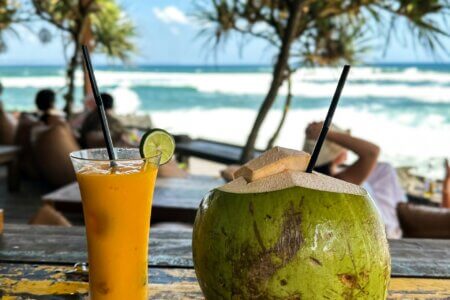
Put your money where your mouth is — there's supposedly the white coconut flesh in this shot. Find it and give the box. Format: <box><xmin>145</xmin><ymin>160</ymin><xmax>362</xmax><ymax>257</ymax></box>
<box><xmin>220</xmin><ymin>146</ymin><xmax>366</xmax><ymax>196</ymax></box>
<box><xmin>219</xmin><ymin>170</ymin><xmax>366</xmax><ymax>196</ymax></box>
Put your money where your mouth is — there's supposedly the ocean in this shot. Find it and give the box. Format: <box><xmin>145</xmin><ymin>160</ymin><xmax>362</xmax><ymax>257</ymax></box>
<box><xmin>1</xmin><ymin>64</ymin><xmax>449</xmax><ymax>178</ymax></box>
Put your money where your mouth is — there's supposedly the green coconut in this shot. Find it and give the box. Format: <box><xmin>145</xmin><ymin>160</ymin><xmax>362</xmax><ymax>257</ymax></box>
<box><xmin>193</xmin><ymin>147</ymin><xmax>390</xmax><ymax>299</ymax></box>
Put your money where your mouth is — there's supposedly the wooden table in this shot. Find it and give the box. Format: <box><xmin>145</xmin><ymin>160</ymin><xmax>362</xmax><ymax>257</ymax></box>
<box><xmin>0</xmin><ymin>145</ymin><xmax>20</xmax><ymax>192</ymax></box>
<box><xmin>176</xmin><ymin>139</ymin><xmax>263</xmax><ymax>165</ymax></box>
<box><xmin>42</xmin><ymin>176</ymin><xmax>224</xmax><ymax>223</ymax></box>
<box><xmin>0</xmin><ymin>224</ymin><xmax>449</xmax><ymax>299</ymax></box>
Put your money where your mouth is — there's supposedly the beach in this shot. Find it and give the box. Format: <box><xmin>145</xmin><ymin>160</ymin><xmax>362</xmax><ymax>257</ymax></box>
<box><xmin>1</xmin><ymin>64</ymin><xmax>449</xmax><ymax>178</ymax></box>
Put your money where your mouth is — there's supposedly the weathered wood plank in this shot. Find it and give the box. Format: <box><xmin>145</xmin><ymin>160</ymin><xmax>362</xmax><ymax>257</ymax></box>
<box><xmin>389</xmin><ymin>239</ymin><xmax>450</xmax><ymax>279</ymax></box>
<box><xmin>0</xmin><ymin>225</ymin><xmax>192</xmax><ymax>268</ymax></box>
<box><xmin>41</xmin><ymin>176</ymin><xmax>223</xmax><ymax>223</ymax></box>
<box><xmin>1</xmin><ymin>224</ymin><xmax>192</xmax><ymax>239</ymax></box>
<box><xmin>388</xmin><ymin>278</ymin><xmax>450</xmax><ymax>299</ymax></box>
<box><xmin>1</xmin><ymin>224</ymin><xmax>450</xmax><ymax>278</ymax></box>
<box><xmin>42</xmin><ymin>176</ymin><xmax>223</xmax><ymax>209</ymax></box>
<box><xmin>0</xmin><ymin>263</ymin><xmax>449</xmax><ymax>299</ymax></box>
<box><xmin>42</xmin><ymin>176</ymin><xmax>224</xmax><ymax>224</ymax></box>
<box><xmin>0</xmin><ymin>263</ymin><xmax>200</xmax><ymax>300</ymax></box>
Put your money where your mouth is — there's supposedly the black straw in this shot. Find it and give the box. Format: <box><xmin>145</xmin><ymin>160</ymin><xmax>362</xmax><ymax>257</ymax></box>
<box><xmin>81</xmin><ymin>45</ymin><xmax>117</xmax><ymax>164</ymax></box>
<box><xmin>306</xmin><ymin>65</ymin><xmax>351</xmax><ymax>173</ymax></box>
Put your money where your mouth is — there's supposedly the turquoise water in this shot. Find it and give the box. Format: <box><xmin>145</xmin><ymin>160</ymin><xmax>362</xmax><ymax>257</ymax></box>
<box><xmin>1</xmin><ymin>64</ymin><xmax>450</xmax><ymax>117</ymax></box>
<box><xmin>1</xmin><ymin>64</ymin><xmax>449</xmax><ymax>171</ymax></box>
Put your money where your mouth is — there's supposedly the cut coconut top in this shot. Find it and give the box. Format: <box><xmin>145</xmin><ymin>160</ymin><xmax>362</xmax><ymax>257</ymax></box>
<box><xmin>219</xmin><ymin>170</ymin><xmax>367</xmax><ymax>196</ymax></box>
<box><xmin>234</xmin><ymin>147</ymin><xmax>311</xmax><ymax>182</ymax></box>
<box><xmin>221</xmin><ymin>146</ymin><xmax>366</xmax><ymax>195</ymax></box>
<box><xmin>234</xmin><ymin>146</ymin><xmax>310</xmax><ymax>182</ymax></box>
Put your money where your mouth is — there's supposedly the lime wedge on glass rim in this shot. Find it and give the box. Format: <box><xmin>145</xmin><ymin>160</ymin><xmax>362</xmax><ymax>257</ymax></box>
<box><xmin>139</xmin><ymin>129</ymin><xmax>175</xmax><ymax>165</ymax></box>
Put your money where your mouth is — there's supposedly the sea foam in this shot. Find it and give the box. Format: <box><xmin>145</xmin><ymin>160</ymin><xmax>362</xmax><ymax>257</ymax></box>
<box><xmin>151</xmin><ymin>107</ymin><xmax>449</xmax><ymax>177</ymax></box>
<box><xmin>2</xmin><ymin>66</ymin><xmax>449</xmax><ymax>174</ymax></box>
<box><xmin>2</xmin><ymin>67</ymin><xmax>450</xmax><ymax>103</ymax></box>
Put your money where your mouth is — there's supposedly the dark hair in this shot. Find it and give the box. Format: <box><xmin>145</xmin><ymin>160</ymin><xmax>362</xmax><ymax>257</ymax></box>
<box><xmin>100</xmin><ymin>93</ymin><xmax>114</xmax><ymax>110</ymax></box>
<box><xmin>314</xmin><ymin>163</ymin><xmax>332</xmax><ymax>176</ymax></box>
<box><xmin>35</xmin><ymin>89</ymin><xmax>55</xmax><ymax>111</ymax></box>
<box><xmin>0</xmin><ymin>81</ymin><xmax>3</xmax><ymax>95</ymax></box>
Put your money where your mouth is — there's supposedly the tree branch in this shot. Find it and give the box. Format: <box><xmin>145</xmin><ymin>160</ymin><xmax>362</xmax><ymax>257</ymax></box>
<box><xmin>32</xmin><ymin>0</ymin><xmax>72</xmax><ymax>33</ymax></box>
<box><xmin>266</xmin><ymin>69</ymin><xmax>293</xmax><ymax>149</ymax></box>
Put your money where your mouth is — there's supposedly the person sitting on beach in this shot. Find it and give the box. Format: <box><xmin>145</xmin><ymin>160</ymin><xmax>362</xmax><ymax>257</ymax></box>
<box><xmin>35</xmin><ymin>89</ymin><xmax>64</xmax><ymax>125</ymax></box>
<box><xmin>0</xmin><ymin>83</ymin><xmax>5</xmax><ymax>111</ymax></box>
<box><xmin>303</xmin><ymin>121</ymin><xmax>407</xmax><ymax>239</ymax></box>
<box><xmin>80</xmin><ymin>93</ymin><xmax>129</xmax><ymax>148</ymax></box>
<box><xmin>443</xmin><ymin>159</ymin><xmax>450</xmax><ymax>208</ymax></box>
<box><xmin>79</xmin><ymin>93</ymin><xmax>187</xmax><ymax>177</ymax></box>
<box><xmin>0</xmin><ymin>82</ymin><xmax>4</xmax><ymax>110</ymax></box>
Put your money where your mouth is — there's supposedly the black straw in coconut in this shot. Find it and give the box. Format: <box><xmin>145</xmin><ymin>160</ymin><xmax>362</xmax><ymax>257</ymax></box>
<box><xmin>306</xmin><ymin>65</ymin><xmax>351</xmax><ymax>173</ymax></box>
<box><xmin>81</xmin><ymin>45</ymin><xmax>117</xmax><ymax>164</ymax></box>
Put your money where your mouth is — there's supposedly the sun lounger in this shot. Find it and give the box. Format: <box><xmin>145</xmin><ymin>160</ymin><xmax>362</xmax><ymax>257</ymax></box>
<box><xmin>175</xmin><ymin>138</ymin><xmax>263</xmax><ymax>165</ymax></box>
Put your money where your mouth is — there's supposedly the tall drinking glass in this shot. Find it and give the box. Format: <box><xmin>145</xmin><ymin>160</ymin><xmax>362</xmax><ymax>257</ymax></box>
<box><xmin>70</xmin><ymin>148</ymin><xmax>160</xmax><ymax>300</ymax></box>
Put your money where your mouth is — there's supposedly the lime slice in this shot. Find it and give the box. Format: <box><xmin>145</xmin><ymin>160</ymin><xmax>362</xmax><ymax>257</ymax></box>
<box><xmin>140</xmin><ymin>129</ymin><xmax>175</xmax><ymax>165</ymax></box>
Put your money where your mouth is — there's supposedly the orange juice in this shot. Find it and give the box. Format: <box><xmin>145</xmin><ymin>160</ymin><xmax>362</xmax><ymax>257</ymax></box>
<box><xmin>76</xmin><ymin>161</ymin><xmax>158</xmax><ymax>300</ymax></box>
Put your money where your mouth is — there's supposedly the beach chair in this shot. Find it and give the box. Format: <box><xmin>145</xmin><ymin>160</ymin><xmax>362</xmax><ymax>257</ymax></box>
<box><xmin>175</xmin><ymin>138</ymin><xmax>263</xmax><ymax>165</ymax></box>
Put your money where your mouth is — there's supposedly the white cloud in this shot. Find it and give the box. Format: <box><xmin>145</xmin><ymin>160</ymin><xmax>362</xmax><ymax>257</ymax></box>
<box><xmin>153</xmin><ymin>6</ymin><xmax>189</xmax><ymax>25</ymax></box>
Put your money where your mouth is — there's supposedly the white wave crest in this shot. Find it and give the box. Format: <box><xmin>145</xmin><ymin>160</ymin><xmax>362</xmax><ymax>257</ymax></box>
<box><xmin>151</xmin><ymin>107</ymin><xmax>450</xmax><ymax>172</ymax></box>
<box><xmin>2</xmin><ymin>67</ymin><xmax>450</xmax><ymax>103</ymax></box>
<box><xmin>110</xmin><ymin>84</ymin><xmax>141</xmax><ymax>115</ymax></box>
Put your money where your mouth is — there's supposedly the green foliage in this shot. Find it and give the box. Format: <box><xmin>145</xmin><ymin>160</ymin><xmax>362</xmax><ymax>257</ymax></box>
<box><xmin>90</xmin><ymin>0</ymin><xmax>136</xmax><ymax>61</ymax></box>
<box><xmin>33</xmin><ymin>0</ymin><xmax>136</xmax><ymax>61</ymax></box>
<box><xmin>0</xmin><ymin>0</ymin><xmax>20</xmax><ymax>53</ymax></box>
<box><xmin>0</xmin><ymin>0</ymin><xmax>17</xmax><ymax>30</ymax></box>
<box><xmin>30</xmin><ymin>0</ymin><xmax>136</xmax><ymax>114</ymax></box>
<box><xmin>197</xmin><ymin>0</ymin><xmax>450</xmax><ymax>66</ymax></box>
<box><xmin>196</xmin><ymin>0</ymin><xmax>450</xmax><ymax>161</ymax></box>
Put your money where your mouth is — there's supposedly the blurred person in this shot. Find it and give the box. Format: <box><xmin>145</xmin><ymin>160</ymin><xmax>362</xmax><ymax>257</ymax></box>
<box><xmin>85</xmin><ymin>93</ymin><xmax>96</xmax><ymax>111</ymax></box>
<box><xmin>0</xmin><ymin>81</ymin><xmax>6</xmax><ymax>109</ymax></box>
<box><xmin>303</xmin><ymin>121</ymin><xmax>407</xmax><ymax>239</ymax></box>
<box><xmin>443</xmin><ymin>159</ymin><xmax>450</xmax><ymax>208</ymax></box>
<box><xmin>303</xmin><ymin>122</ymin><xmax>379</xmax><ymax>184</ymax></box>
<box><xmin>35</xmin><ymin>89</ymin><xmax>64</xmax><ymax>125</ymax></box>
<box><xmin>80</xmin><ymin>92</ymin><xmax>128</xmax><ymax>148</ymax></box>
<box><xmin>0</xmin><ymin>81</ymin><xmax>4</xmax><ymax>110</ymax></box>
<box><xmin>80</xmin><ymin>92</ymin><xmax>187</xmax><ymax>177</ymax></box>
<box><xmin>0</xmin><ymin>81</ymin><xmax>3</xmax><ymax>101</ymax></box>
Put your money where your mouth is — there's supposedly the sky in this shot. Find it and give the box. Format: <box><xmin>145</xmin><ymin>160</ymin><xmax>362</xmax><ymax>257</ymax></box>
<box><xmin>0</xmin><ymin>0</ymin><xmax>449</xmax><ymax>66</ymax></box>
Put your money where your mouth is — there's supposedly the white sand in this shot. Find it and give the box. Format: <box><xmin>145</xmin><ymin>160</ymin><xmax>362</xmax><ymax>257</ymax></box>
<box><xmin>188</xmin><ymin>157</ymin><xmax>226</xmax><ymax>177</ymax></box>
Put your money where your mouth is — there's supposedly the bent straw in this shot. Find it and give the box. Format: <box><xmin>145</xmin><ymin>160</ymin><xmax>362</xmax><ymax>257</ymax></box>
<box><xmin>81</xmin><ymin>45</ymin><xmax>117</xmax><ymax>165</ymax></box>
<box><xmin>306</xmin><ymin>65</ymin><xmax>351</xmax><ymax>173</ymax></box>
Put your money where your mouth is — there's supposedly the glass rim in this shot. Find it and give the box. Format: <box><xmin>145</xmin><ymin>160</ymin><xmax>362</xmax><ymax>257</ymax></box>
<box><xmin>70</xmin><ymin>148</ymin><xmax>162</xmax><ymax>163</ymax></box>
